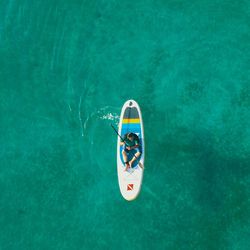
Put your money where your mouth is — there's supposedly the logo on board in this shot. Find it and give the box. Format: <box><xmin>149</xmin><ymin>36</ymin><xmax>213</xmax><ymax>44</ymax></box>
<box><xmin>127</xmin><ymin>184</ymin><xmax>134</xmax><ymax>191</ymax></box>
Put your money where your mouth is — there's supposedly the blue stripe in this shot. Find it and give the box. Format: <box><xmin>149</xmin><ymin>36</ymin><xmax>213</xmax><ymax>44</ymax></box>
<box><xmin>121</xmin><ymin>123</ymin><xmax>141</xmax><ymax>130</ymax></box>
<box><xmin>121</xmin><ymin>127</ymin><xmax>142</xmax><ymax>138</ymax></box>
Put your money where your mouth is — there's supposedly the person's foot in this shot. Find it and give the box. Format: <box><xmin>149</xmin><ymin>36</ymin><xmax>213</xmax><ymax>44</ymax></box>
<box><xmin>124</xmin><ymin>162</ymin><xmax>130</xmax><ymax>171</ymax></box>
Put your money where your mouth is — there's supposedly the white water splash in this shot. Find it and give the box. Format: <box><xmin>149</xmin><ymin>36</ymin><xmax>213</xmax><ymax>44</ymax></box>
<box><xmin>97</xmin><ymin>106</ymin><xmax>120</xmax><ymax>125</ymax></box>
<box><xmin>100</xmin><ymin>112</ymin><xmax>119</xmax><ymax>121</ymax></box>
<box><xmin>81</xmin><ymin>106</ymin><xmax>120</xmax><ymax>137</ymax></box>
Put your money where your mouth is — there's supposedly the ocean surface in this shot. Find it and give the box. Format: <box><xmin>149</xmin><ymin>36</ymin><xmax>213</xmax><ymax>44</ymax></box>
<box><xmin>0</xmin><ymin>0</ymin><xmax>249</xmax><ymax>249</ymax></box>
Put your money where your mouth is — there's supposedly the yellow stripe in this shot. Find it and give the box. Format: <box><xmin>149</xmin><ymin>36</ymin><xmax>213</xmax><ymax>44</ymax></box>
<box><xmin>122</xmin><ymin>118</ymin><xmax>140</xmax><ymax>124</ymax></box>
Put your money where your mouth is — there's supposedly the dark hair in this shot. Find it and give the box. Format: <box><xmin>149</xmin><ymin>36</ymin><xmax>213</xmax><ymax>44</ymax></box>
<box><xmin>127</xmin><ymin>133</ymin><xmax>134</xmax><ymax>138</ymax></box>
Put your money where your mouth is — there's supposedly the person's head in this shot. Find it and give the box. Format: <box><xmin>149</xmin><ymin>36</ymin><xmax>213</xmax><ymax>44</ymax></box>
<box><xmin>127</xmin><ymin>133</ymin><xmax>134</xmax><ymax>141</ymax></box>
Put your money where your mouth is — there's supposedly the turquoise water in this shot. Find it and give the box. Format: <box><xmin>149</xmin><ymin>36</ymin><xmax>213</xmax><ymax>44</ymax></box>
<box><xmin>0</xmin><ymin>0</ymin><xmax>250</xmax><ymax>249</ymax></box>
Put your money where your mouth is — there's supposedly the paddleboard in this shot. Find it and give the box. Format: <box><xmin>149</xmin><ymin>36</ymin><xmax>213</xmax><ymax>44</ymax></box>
<box><xmin>117</xmin><ymin>100</ymin><xmax>144</xmax><ymax>201</ymax></box>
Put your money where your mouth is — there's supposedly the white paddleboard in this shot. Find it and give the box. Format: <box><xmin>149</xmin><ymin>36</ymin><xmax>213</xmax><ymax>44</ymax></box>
<box><xmin>117</xmin><ymin>100</ymin><xmax>144</xmax><ymax>201</ymax></box>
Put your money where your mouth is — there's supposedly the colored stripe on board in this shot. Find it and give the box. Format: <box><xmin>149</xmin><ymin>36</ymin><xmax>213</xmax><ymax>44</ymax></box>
<box><xmin>122</xmin><ymin>118</ymin><xmax>140</xmax><ymax>124</ymax></box>
<box><xmin>121</xmin><ymin>128</ymin><xmax>141</xmax><ymax>134</ymax></box>
<box><xmin>121</xmin><ymin>123</ymin><xmax>141</xmax><ymax>129</ymax></box>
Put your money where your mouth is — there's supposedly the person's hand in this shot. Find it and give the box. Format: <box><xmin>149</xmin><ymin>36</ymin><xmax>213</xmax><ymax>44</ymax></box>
<box><xmin>126</xmin><ymin>146</ymin><xmax>131</xmax><ymax>150</ymax></box>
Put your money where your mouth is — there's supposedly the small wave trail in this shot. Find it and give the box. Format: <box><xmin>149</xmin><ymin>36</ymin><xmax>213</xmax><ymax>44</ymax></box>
<box><xmin>97</xmin><ymin>106</ymin><xmax>120</xmax><ymax>125</ymax></box>
<box><xmin>81</xmin><ymin>105</ymin><xmax>120</xmax><ymax>137</ymax></box>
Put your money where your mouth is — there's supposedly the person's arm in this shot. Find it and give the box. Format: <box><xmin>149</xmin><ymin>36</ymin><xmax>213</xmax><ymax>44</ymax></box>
<box><xmin>130</xmin><ymin>140</ymin><xmax>140</xmax><ymax>149</ymax></box>
<box><xmin>120</xmin><ymin>133</ymin><xmax>127</xmax><ymax>146</ymax></box>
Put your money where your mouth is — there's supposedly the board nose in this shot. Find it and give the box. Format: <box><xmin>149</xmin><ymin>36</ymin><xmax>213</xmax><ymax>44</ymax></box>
<box><xmin>129</xmin><ymin>101</ymin><xmax>133</xmax><ymax>106</ymax></box>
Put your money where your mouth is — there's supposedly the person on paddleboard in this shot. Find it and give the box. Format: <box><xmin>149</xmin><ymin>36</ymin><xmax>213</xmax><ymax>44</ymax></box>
<box><xmin>120</xmin><ymin>132</ymin><xmax>141</xmax><ymax>171</ymax></box>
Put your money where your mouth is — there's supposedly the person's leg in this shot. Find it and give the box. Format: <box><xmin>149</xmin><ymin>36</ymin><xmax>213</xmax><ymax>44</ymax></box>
<box><xmin>129</xmin><ymin>151</ymin><xmax>141</xmax><ymax>166</ymax></box>
<box><xmin>122</xmin><ymin>150</ymin><xmax>128</xmax><ymax>163</ymax></box>
<box><xmin>122</xmin><ymin>148</ymin><xmax>130</xmax><ymax>170</ymax></box>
